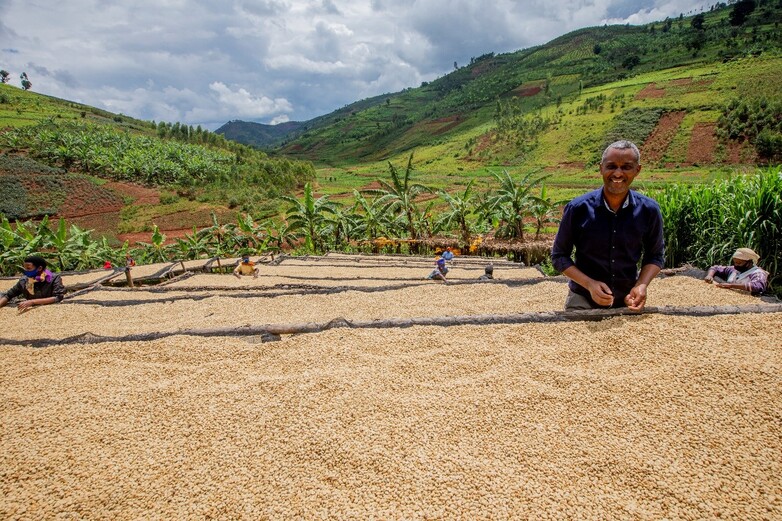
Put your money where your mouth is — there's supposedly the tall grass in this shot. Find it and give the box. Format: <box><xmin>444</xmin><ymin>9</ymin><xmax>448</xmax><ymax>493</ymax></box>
<box><xmin>657</xmin><ymin>166</ymin><xmax>782</xmax><ymax>296</ymax></box>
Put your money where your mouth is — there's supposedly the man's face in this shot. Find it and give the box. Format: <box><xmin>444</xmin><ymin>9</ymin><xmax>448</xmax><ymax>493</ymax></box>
<box><xmin>23</xmin><ymin>262</ymin><xmax>39</xmax><ymax>272</ymax></box>
<box><xmin>600</xmin><ymin>147</ymin><xmax>641</xmax><ymax>198</ymax></box>
<box><xmin>732</xmin><ymin>258</ymin><xmax>752</xmax><ymax>272</ymax></box>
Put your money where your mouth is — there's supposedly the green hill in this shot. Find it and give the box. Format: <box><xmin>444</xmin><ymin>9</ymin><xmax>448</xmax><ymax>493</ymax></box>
<box><xmin>215</xmin><ymin>120</ymin><xmax>306</xmax><ymax>149</ymax></box>
<box><xmin>0</xmin><ymin>85</ymin><xmax>315</xmax><ymax>243</ymax></box>
<box><xmin>221</xmin><ymin>1</ymin><xmax>782</xmax><ymax>175</ymax></box>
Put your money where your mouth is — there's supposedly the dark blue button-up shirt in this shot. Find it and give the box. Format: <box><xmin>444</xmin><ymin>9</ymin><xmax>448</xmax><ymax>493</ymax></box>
<box><xmin>551</xmin><ymin>188</ymin><xmax>665</xmax><ymax>306</ymax></box>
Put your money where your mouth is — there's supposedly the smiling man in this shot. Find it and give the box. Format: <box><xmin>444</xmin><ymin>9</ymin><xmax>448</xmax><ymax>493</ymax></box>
<box><xmin>551</xmin><ymin>140</ymin><xmax>665</xmax><ymax>311</ymax></box>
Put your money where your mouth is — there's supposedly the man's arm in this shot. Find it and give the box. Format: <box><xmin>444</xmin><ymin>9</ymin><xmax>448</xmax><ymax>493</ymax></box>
<box><xmin>17</xmin><ymin>296</ymin><xmax>58</xmax><ymax>311</ymax></box>
<box><xmin>626</xmin><ymin>204</ymin><xmax>666</xmax><ymax>311</ymax></box>
<box><xmin>553</xmin><ymin>203</ymin><xmax>615</xmax><ymax>307</ymax></box>
<box><xmin>0</xmin><ymin>279</ymin><xmax>24</xmax><ymax>309</ymax></box>
<box><xmin>716</xmin><ymin>270</ymin><xmax>768</xmax><ymax>294</ymax></box>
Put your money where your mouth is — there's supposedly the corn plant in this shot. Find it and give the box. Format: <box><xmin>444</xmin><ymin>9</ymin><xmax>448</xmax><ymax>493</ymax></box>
<box><xmin>657</xmin><ymin>166</ymin><xmax>781</xmax><ymax>294</ymax></box>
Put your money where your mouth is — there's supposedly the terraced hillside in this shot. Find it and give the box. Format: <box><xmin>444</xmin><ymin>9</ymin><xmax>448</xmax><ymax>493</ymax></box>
<box><xmin>1</xmin><ymin>254</ymin><xmax>780</xmax><ymax>519</ymax></box>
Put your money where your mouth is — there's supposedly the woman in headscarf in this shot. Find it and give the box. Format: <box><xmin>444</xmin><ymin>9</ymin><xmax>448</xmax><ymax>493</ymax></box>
<box><xmin>704</xmin><ymin>247</ymin><xmax>769</xmax><ymax>295</ymax></box>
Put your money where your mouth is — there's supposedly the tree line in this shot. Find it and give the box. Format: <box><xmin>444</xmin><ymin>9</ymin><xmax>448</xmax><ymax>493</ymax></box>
<box><xmin>3</xmin><ymin>157</ymin><xmax>778</xmax><ymax>295</ymax></box>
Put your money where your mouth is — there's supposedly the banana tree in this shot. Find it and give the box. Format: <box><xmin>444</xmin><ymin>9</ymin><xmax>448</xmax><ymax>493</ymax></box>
<box><xmin>40</xmin><ymin>217</ymin><xmax>96</xmax><ymax>271</ymax></box>
<box><xmin>172</xmin><ymin>227</ymin><xmax>212</xmax><ymax>259</ymax></box>
<box><xmin>263</xmin><ymin>219</ymin><xmax>297</xmax><ymax>253</ymax></box>
<box><xmin>482</xmin><ymin>169</ymin><xmax>550</xmax><ymax>241</ymax></box>
<box><xmin>436</xmin><ymin>180</ymin><xmax>478</xmax><ymax>247</ymax></box>
<box><xmin>322</xmin><ymin>202</ymin><xmax>358</xmax><ymax>251</ymax></box>
<box><xmin>352</xmin><ymin>190</ymin><xmax>392</xmax><ymax>242</ymax></box>
<box><xmin>529</xmin><ymin>184</ymin><xmax>568</xmax><ymax>240</ymax></box>
<box><xmin>136</xmin><ymin>225</ymin><xmax>168</xmax><ymax>263</ymax></box>
<box><xmin>363</xmin><ymin>153</ymin><xmax>431</xmax><ymax>241</ymax></box>
<box><xmin>280</xmin><ymin>183</ymin><xmax>336</xmax><ymax>253</ymax></box>
<box><xmin>0</xmin><ymin>216</ymin><xmax>45</xmax><ymax>275</ymax></box>
<box><xmin>236</xmin><ymin>213</ymin><xmax>266</xmax><ymax>251</ymax></box>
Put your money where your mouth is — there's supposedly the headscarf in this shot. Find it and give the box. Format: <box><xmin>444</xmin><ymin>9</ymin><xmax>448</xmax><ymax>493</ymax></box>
<box><xmin>732</xmin><ymin>248</ymin><xmax>760</xmax><ymax>264</ymax></box>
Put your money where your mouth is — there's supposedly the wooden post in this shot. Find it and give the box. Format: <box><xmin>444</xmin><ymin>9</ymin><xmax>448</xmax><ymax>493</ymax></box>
<box><xmin>125</xmin><ymin>267</ymin><xmax>134</xmax><ymax>288</ymax></box>
<box><xmin>216</xmin><ymin>258</ymin><xmax>222</xmax><ymax>272</ymax></box>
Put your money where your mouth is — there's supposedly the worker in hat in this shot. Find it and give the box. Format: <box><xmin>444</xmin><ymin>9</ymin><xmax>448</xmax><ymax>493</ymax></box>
<box><xmin>0</xmin><ymin>255</ymin><xmax>65</xmax><ymax>312</ymax></box>
<box><xmin>426</xmin><ymin>256</ymin><xmax>449</xmax><ymax>282</ymax></box>
<box><xmin>440</xmin><ymin>247</ymin><xmax>455</xmax><ymax>264</ymax></box>
<box><xmin>704</xmin><ymin>247</ymin><xmax>768</xmax><ymax>295</ymax></box>
<box><xmin>233</xmin><ymin>255</ymin><xmax>260</xmax><ymax>279</ymax></box>
<box><xmin>478</xmin><ymin>264</ymin><xmax>494</xmax><ymax>281</ymax></box>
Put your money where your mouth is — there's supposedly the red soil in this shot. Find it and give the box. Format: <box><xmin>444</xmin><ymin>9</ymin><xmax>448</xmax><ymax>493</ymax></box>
<box><xmin>642</xmin><ymin>111</ymin><xmax>686</xmax><ymax>163</ymax></box>
<box><xmin>103</xmin><ymin>181</ymin><xmax>160</xmax><ymax>205</ymax></box>
<box><xmin>685</xmin><ymin>123</ymin><xmax>718</xmax><ymax>165</ymax></box>
<box><xmin>425</xmin><ymin>115</ymin><xmax>463</xmax><ymax>135</ymax></box>
<box><xmin>635</xmin><ymin>83</ymin><xmax>665</xmax><ymax>99</ymax></box>
<box><xmin>513</xmin><ymin>85</ymin><xmax>543</xmax><ymax>98</ymax></box>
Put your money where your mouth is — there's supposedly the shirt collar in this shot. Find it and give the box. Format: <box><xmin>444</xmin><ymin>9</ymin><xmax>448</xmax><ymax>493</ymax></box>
<box><xmin>602</xmin><ymin>191</ymin><xmax>632</xmax><ymax>213</ymax></box>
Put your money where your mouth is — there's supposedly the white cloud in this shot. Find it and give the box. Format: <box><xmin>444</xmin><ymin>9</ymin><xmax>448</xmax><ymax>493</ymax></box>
<box><xmin>207</xmin><ymin>81</ymin><xmax>293</xmax><ymax>118</ymax></box>
<box><xmin>0</xmin><ymin>0</ymin><xmax>713</xmax><ymax>129</ymax></box>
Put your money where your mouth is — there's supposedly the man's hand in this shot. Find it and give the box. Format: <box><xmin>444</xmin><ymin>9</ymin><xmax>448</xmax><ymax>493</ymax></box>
<box><xmin>586</xmin><ymin>280</ymin><xmax>614</xmax><ymax>307</ymax></box>
<box><xmin>704</xmin><ymin>275</ymin><xmax>713</xmax><ymax>283</ymax></box>
<box><xmin>17</xmin><ymin>300</ymin><xmax>36</xmax><ymax>312</ymax></box>
<box><xmin>624</xmin><ymin>284</ymin><xmax>648</xmax><ymax>311</ymax></box>
<box><xmin>233</xmin><ymin>272</ymin><xmax>241</xmax><ymax>279</ymax></box>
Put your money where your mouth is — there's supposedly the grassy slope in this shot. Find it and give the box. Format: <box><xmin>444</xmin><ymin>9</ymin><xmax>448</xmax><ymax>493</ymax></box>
<box><xmin>270</xmin><ymin>3</ymin><xmax>782</xmax><ymax>202</ymax></box>
<box><xmin>0</xmin><ymin>87</ymin><xmax>304</xmax><ymax>243</ymax></box>
<box><xmin>2</xmin><ymin>3</ymin><xmax>781</xmax><ymax>233</ymax></box>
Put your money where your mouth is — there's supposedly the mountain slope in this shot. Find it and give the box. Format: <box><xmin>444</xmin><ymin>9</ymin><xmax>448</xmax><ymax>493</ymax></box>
<box><xmin>220</xmin><ymin>2</ymin><xmax>782</xmax><ymax>169</ymax></box>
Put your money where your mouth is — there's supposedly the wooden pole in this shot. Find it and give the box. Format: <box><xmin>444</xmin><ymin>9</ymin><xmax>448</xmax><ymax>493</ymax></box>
<box><xmin>124</xmin><ymin>267</ymin><xmax>134</xmax><ymax>288</ymax></box>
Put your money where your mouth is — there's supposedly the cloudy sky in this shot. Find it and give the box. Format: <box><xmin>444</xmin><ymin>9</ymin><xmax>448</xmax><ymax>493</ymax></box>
<box><xmin>1</xmin><ymin>0</ymin><xmax>708</xmax><ymax>130</ymax></box>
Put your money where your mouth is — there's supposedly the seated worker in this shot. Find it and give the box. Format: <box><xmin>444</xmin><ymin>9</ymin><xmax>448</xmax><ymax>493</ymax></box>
<box><xmin>478</xmin><ymin>264</ymin><xmax>494</xmax><ymax>281</ymax></box>
<box><xmin>234</xmin><ymin>255</ymin><xmax>260</xmax><ymax>279</ymax></box>
<box><xmin>426</xmin><ymin>257</ymin><xmax>449</xmax><ymax>282</ymax></box>
<box><xmin>704</xmin><ymin>247</ymin><xmax>768</xmax><ymax>295</ymax></box>
<box><xmin>441</xmin><ymin>247</ymin><xmax>455</xmax><ymax>263</ymax></box>
<box><xmin>0</xmin><ymin>255</ymin><xmax>66</xmax><ymax>312</ymax></box>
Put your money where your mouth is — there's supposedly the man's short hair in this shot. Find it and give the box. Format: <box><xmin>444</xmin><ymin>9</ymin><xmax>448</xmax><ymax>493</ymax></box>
<box><xmin>24</xmin><ymin>255</ymin><xmax>47</xmax><ymax>269</ymax></box>
<box><xmin>601</xmin><ymin>140</ymin><xmax>641</xmax><ymax>163</ymax></box>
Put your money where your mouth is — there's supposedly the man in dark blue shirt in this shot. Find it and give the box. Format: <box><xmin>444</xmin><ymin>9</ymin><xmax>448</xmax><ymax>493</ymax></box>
<box><xmin>551</xmin><ymin>140</ymin><xmax>665</xmax><ymax>311</ymax></box>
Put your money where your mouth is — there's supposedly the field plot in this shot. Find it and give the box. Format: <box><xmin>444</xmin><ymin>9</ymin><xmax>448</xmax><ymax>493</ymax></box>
<box><xmin>1</xmin><ymin>255</ymin><xmax>781</xmax><ymax>520</ymax></box>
